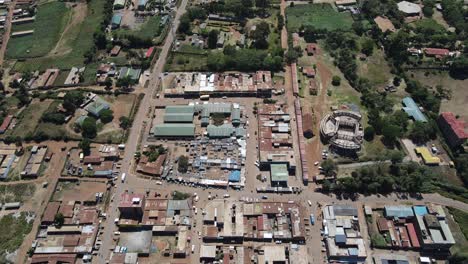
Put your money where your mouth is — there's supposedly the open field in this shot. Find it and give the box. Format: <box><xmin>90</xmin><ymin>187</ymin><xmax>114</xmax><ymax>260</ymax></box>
<box><xmin>0</xmin><ymin>183</ymin><xmax>36</xmax><ymax>203</ymax></box>
<box><xmin>53</xmin><ymin>180</ymin><xmax>107</xmax><ymax>201</ymax></box>
<box><xmin>9</xmin><ymin>99</ymin><xmax>52</xmax><ymax>138</ymax></box>
<box><xmin>0</xmin><ymin>212</ymin><xmax>34</xmax><ymax>262</ymax></box>
<box><xmin>286</xmin><ymin>3</ymin><xmax>353</xmax><ymax>32</ymax></box>
<box><xmin>115</xmin><ymin>16</ymin><xmax>162</xmax><ymax>40</ymax></box>
<box><xmin>447</xmin><ymin>207</ymin><xmax>468</xmax><ymax>256</ymax></box>
<box><xmin>409</xmin><ymin>71</ymin><xmax>468</xmax><ymax>122</ymax></box>
<box><xmin>357</xmin><ymin>47</ymin><xmax>393</xmax><ymax>87</ymax></box>
<box><xmin>411</xmin><ymin>18</ymin><xmax>446</xmax><ymax>33</ymax></box>
<box><xmin>6</xmin><ymin>1</ymin><xmax>70</xmax><ymax>58</ymax></box>
<box><xmin>11</xmin><ymin>0</ymin><xmax>106</xmax><ymax>71</ymax></box>
<box><xmin>165</xmin><ymin>51</ymin><xmax>208</xmax><ymax>72</ymax></box>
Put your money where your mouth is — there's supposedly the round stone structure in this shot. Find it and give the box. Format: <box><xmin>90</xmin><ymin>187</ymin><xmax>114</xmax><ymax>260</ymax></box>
<box><xmin>320</xmin><ymin>110</ymin><xmax>364</xmax><ymax>151</ymax></box>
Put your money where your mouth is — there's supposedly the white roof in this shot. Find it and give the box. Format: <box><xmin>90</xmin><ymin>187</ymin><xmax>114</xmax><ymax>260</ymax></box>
<box><xmin>397</xmin><ymin>1</ymin><xmax>421</xmax><ymax>14</ymax></box>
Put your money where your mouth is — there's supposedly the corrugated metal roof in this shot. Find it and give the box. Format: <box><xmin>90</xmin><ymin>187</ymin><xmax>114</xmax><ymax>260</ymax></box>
<box><xmin>165</xmin><ymin>105</ymin><xmax>195</xmax><ymax>114</ymax></box>
<box><xmin>207</xmin><ymin>124</ymin><xmax>234</xmax><ymax>138</ymax></box>
<box><xmin>152</xmin><ymin>124</ymin><xmax>195</xmax><ymax>137</ymax></box>
<box><xmin>270</xmin><ymin>164</ymin><xmax>288</xmax><ymax>182</ymax></box>
<box><xmin>402</xmin><ymin>97</ymin><xmax>427</xmax><ymax>122</ymax></box>
<box><xmin>164</xmin><ymin>113</ymin><xmax>194</xmax><ymax>123</ymax></box>
<box><xmin>384</xmin><ymin>205</ymin><xmax>414</xmax><ymax>218</ymax></box>
<box><xmin>333</xmin><ymin>205</ymin><xmax>357</xmax><ymax>216</ymax></box>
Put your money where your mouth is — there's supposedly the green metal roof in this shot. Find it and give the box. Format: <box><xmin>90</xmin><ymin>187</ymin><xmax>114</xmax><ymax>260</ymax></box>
<box><xmin>164</xmin><ymin>113</ymin><xmax>194</xmax><ymax>123</ymax></box>
<box><xmin>270</xmin><ymin>164</ymin><xmax>288</xmax><ymax>182</ymax></box>
<box><xmin>85</xmin><ymin>97</ymin><xmax>110</xmax><ymax>117</ymax></box>
<box><xmin>165</xmin><ymin>105</ymin><xmax>195</xmax><ymax>114</ymax></box>
<box><xmin>207</xmin><ymin>124</ymin><xmax>234</xmax><ymax>138</ymax></box>
<box><xmin>152</xmin><ymin>124</ymin><xmax>195</xmax><ymax>137</ymax></box>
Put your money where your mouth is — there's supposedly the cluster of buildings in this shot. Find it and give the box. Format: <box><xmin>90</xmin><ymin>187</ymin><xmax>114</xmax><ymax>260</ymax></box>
<box><xmin>256</xmin><ymin>103</ymin><xmax>296</xmax><ymax>187</ymax></box>
<box><xmin>21</xmin><ymin>145</ymin><xmax>49</xmax><ymax>177</ymax></box>
<box><xmin>370</xmin><ymin>204</ymin><xmax>455</xmax><ymax>253</ymax></box>
<box><xmin>115</xmin><ymin>191</ymin><xmax>192</xmax><ymax>259</ymax></box>
<box><xmin>30</xmin><ymin>180</ymin><xmax>106</xmax><ymax>263</ymax></box>
<box><xmin>322</xmin><ymin>204</ymin><xmax>367</xmax><ymax>263</ymax></box>
<box><xmin>199</xmin><ymin>200</ymin><xmax>308</xmax><ymax>263</ymax></box>
<box><xmin>96</xmin><ymin>63</ymin><xmax>141</xmax><ymax>85</ymax></box>
<box><xmin>75</xmin><ymin>93</ymin><xmax>111</xmax><ymax>128</ymax></box>
<box><xmin>320</xmin><ymin>110</ymin><xmax>364</xmax><ymax>153</ymax></box>
<box><xmin>0</xmin><ymin>144</ymin><xmax>17</xmax><ymax>179</ymax></box>
<box><xmin>162</xmin><ymin>71</ymin><xmax>273</xmax><ymax>98</ymax></box>
<box><xmin>64</xmin><ymin>144</ymin><xmax>120</xmax><ymax>178</ymax></box>
<box><xmin>148</xmin><ymin>103</ymin><xmax>248</xmax><ymax>188</ymax></box>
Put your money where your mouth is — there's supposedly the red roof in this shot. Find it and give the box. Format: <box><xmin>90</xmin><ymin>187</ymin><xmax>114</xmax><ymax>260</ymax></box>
<box><xmin>306</xmin><ymin>43</ymin><xmax>317</xmax><ymax>53</ymax></box>
<box><xmin>83</xmin><ymin>156</ymin><xmax>102</xmax><ymax>164</ymax></box>
<box><xmin>42</xmin><ymin>202</ymin><xmax>61</xmax><ymax>224</ymax></box>
<box><xmin>0</xmin><ymin>115</ymin><xmax>13</xmax><ymax>133</ymax></box>
<box><xmin>145</xmin><ymin>47</ymin><xmax>155</xmax><ymax>58</ymax></box>
<box><xmin>440</xmin><ymin>112</ymin><xmax>468</xmax><ymax>140</ymax></box>
<box><xmin>119</xmin><ymin>193</ymin><xmax>145</xmax><ymax>208</ymax></box>
<box><xmin>406</xmin><ymin>223</ymin><xmax>420</xmax><ymax>248</ymax></box>
<box><xmin>423</xmin><ymin>48</ymin><xmax>450</xmax><ymax>56</ymax></box>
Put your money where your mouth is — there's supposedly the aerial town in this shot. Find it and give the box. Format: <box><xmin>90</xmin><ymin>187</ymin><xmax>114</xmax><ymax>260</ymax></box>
<box><xmin>0</xmin><ymin>0</ymin><xmax>467</xmax><ymax>263</ymax></box>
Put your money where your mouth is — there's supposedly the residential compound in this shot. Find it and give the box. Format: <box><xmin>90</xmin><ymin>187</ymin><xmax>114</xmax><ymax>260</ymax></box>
<box><xmin>322</xmin><ymin>204</ymin><xmax>367</xmax><ymax>263</ymax></box>
<box><xmin>200</xmin><ymin>200</ymin><xmax>308</xmax><ymax>263</ymax></box>
<box><xmin>369</xmin><ymin>204</ymin><xmax>455</xmax><ymax>252</ymax></box>
<box><xmin>438</xmin><ymin>112</ymin><xmax>468</xmax><ymax>149</ymax></box>
<box><xmin>162</xmin><ymin>71</ymin><xmax>273</xmax><ymax>98</ymax></box>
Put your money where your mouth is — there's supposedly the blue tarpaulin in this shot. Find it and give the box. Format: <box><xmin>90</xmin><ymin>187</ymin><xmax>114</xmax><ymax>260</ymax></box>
<box><xmin>228</xmin><ymin>170</ymin><xmax>241</xmax><ymax>182</ymax></box>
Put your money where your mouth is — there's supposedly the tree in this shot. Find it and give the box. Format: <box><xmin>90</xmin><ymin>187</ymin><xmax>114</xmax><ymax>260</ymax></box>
<box><xmin>178</xmin><ymin>14</ymin><xmax>191</xmax><ymax>34</ymax></box>
<box><xmin>208</xmin><ymin>30</ymin><xmax>219</xmax><ymax>49</ymax></box>
<box><xmin>321</xmin><ymin>159</ymin><xmax>337</xmax><ymax>177</ymax></box>
<box><xmin>285</xmin><ymin>49</ymin><xmax>300</xmax><ymax>64</ymax></box>
<box><xmin>256</xmin><ymin>0</ymin><xmax>270</xmax><ymax>15</ymax></box>
<box><xmin>364</xmin><ymin>126</ymin><xmax>375</xmax><ymax>141</ymax></box>
<box><xmin>389</xmin><ymin>150</ymin><xmax>404</xmax><ymax>164</ymax></box>
<box><xmin>79</xmin><ymin>138</ymin><xmax>91</xmax><ymax>156</ymax></box>
<box><xmin>332</xmin><ymin>76</ymin><xmax>341</xmax><ymax>86</ymax></box>
<box><xmin>382</xmin><ymin>123</ymin><xmax>402</xmax><ymax>145</ymax></box>
<box><xmin>409</xmin><ymin>121</ymin><xmax>436</xmax><ymax>144</ymax></box>
<box><xmin>54</xmin><ymin>213</ymin><xmax>64</xmax><ymax>227</ymax></box>
<box><xmin>116</xmin><ymin>76</ymin><xmax>136</xmax><ymax>90</ymax></box>
<box><xmin>104</xmin><ymin>77</ymin><xmax>113</xmax><ymax>89</ymax></box>
<box><xmin>352</xmin><ymin>21</ymin><xmax>365</xmax><ymax>36</ymax></box>
<box><xmin>178</xmin><ymin>155</ymin><xmax>189</xmax><ymax>173</ymax></box>
<box><xmin>63</xmin><ymin>91</ymin><xmax>84</xmax><ymax>113</ymax></box>
<box><xmin>81</xmin><ymin>117</ymin><xmax>97</xmax><ymax>138</ymax></box>
<box><xmin>361</xmin><ymin>39</ymin><xmax>374</xmax><ymax>56</ymax></box>
<box><xmin>251</xmin><ymin>21</ymin><xmax>270</xmax><ymax>49</ymax></box>
<box><xmin>119</xmin><ymin>116</ymin><xmax>131</xmax><ymax>129</ymax></box>
<box><xmin>100</xmin><ymin>109</ymin><xmax>114</xmax><ymax>124</ymax></box>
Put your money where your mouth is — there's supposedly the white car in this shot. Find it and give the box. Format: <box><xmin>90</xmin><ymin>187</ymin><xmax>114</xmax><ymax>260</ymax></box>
<box><xmin>223</xmin><ymin>194</ymin><xmax>230</xmax><ymax>198</ymax></box>
<box><xmin>307</xmin><ymin>200</ymin><xmax>312</xmax><ymax>206</ymax></box>
<box><xmin>314</xmin><ymin>161</ymin><xmax>319</xmax><ymax>166</ymax></box>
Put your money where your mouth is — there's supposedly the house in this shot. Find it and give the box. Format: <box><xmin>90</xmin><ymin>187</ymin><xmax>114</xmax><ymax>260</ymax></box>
<box><xmin>302</xmin><ymin>67</ymin><xmax>315</xmax><ymax>78</ymax></box>
<box><xmin>306</xmin><ymin>43</ymin><xmax>317</xmax><ymax>56</ymax></box>
<box><xmin>397</xmin><ymin>1</ymin><xmax>421</xmax><ymax>16</ymax></box>
<box><xmin>119</xmin><ymin>67</ymin><xmax>141</xmax><ymax>81</ymax></box>
<box><xmin>402</xmin><ymin>97</ymin><xmax>427</xmax><ymax>122</ymax></box>
<box><xmin>270</xmin><ymin>164</ymin><xmax>289</xmax><ymax>187</ymax></box>
<box><xmin>110</xmin><ymin>45</ymin><xmax>121</xmax><ymax>56</ymax></box>
<box><xmin>111</xmin><ymin>14</ymin><xmax>122</xmax><ymax>29</ymax></box>
<box><xmin>113</xmin><ymin>0</ymin><xmax>126</xmax><ymax>9</ymax></box>
<box><xmin>335</xmin><ymin>0</ymin><xmax>356</xmax><ymax>7</ymax></box>
<box><xmin>438</xmin><ymin>112</ymin><xmax>468</xmax><ymax>148</ymax></box>
<box><xmin>302</xmin><ymin>113</ymin><xmax>314</xmax><ymax>138</ymax></box>
<box><xmin>0</xmin><ymin>115</ymin><xmax>13</xmax><ymax>134</ymax></box>
<box><xmin>118</xmin><ymin>193</ymin><xmax>145</xmax><ymax>220</ymax></box>
<box><xmin>85</xmin><ymin>97</ymin><xmax>110</xmax><ymax>117</ymax></box>
<box><xmin>374</xmin><ymin>16</ymin><xmax>396</xmax><ymax>33</ymax></box>
<box><xmin>422</xmin><ymin>48</ymin><xmax>450</xmax><ymax>59</ymax></box>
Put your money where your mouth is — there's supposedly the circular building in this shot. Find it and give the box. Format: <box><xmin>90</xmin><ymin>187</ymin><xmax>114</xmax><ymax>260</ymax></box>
<box><xmin>320</xmin><ymin>110</ymin><xmax>364</xmax><ymax>152</ymax></box>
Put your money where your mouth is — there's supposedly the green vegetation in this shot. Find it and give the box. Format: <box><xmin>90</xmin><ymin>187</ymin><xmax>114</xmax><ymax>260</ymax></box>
<box><xmin>172</xmin><ymin>191</ymin><xmax>190</xmax><ymax>200</ymax></box>
<box><xmin>12</xmin><ymin>0</ymin><xmax>108</xmax><ymax>71</ymax></box>
<box><xmin>115</xmin><ymin>16</ymin><xmax>162</xmax><ymax>40</ymax></box>
<box><xmin>448</xmin><ymin>207</ymin><xmax>468</xmax><ymax>263</ymax></box>
<box><xmin>7</xmin><ymin>2</ymin><xmax>70</xmax><ymax>58</ymax></box>
<box><xmin>10</xmin><ymin>100</ymin><xmax>51</xmax><ymax>138</ymax></box>
<box><xmin>178</xmin><ymin>155</ymin><xmax>189</xmax><ymax>173</ymax></box>
<box><xmin>0</xmin><ymin>212</ymin><xmax>34</xmax><ymax>261</ymax></box>
<box><xmin>0</xmin><ymin>184</ymin><xmax>36</xmax><ymax>203</ymax></box>
<box><xmin>286</xmin><ymin>4</ymin><xmax>353</xmax><ymax>32</ymax></box>
<box><xmin>370</xmin><ymin>233</ymin><xmax>387</xmax><ymax>247</ymax></box>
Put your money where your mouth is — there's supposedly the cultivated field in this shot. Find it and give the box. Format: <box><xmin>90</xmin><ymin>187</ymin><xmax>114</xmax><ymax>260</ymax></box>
<box><xmin>6</xmin><ymin>1</ymin><xmax>70</xmax><ymax>59</ymax></box>
<box><xmin>286</xmin><ymin>3</ymin><xmax>353</xmax><ymax>32</ymax></box>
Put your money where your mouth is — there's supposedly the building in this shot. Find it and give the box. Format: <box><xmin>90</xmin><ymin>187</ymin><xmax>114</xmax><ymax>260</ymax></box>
<box><xmin>302</xmin><ymin>67</ymin><xmax>315</xmax><ymax>78</ymax></box>
<box><xmin>374</xmin><ymin>16</ymin><xmax>396</xmax><ymax>33</ymax></box>
<box><xmin>397</xmin><ymin>1</ymin><xmax>421</xmax><ymax>16</ymax></box>
<box><xmin>302</xmin><ymin>113</ymin><xmax>314</xmax><ymax>138</ymax></box>
<box><xmin>111</xmin><ymin>14</ymin><xmax>122</xmax><ymax>29</ymax></box>
<box><xmin>137</xmin><ymin>154</ymin><xmax>166</xmax><ymax>176</ymax></box>
<box><xmin>163</xmin><ymin>71</ymin><xmax>273</xmax><ymax>98</ymax></box>
<box><xmin>119</xmin><ymin>67</ymin><xmax>141</xmax><ymax>81</ymax></box>
<box><xmin>0</xmin><ymin>115</ymin><xmax>12</xmax><ymax>134</ymax></box>
<box><xmin>414</xmin><ymin>206</ymin><xmax>455</xmax><ymax>251</ymax></box>
<box><xmin>150</xmin><ymin>124</ymin><xmax>195</xmax><ymax>138</ymax></box>
<box><xmin>320</xmin><ymin>110</ymin><xmax>364</xmax><ymax>152</ymax></box>
<box><xmin>270</xmin><ymin>163</ymin><xmax>289</xmax><ymax>187</ymax></box>
<box><xmin>438</xmin><ymin>112</ymin><xmax>468</xmax><ymax>148</ymax></box>
<box><xmin>323</xmin><ymin>205</ymin><xmax>367</xmax><ymax>262</ymax></box>
<box><xmin>113</xmin><ymin>0</ymin><xmax>126</xmax><ymax>9</ymax></box>
<box><xmin>402</xmin><ymin>97</ymin><xmax>427</xmax><ymax>122</ymax></box>
<box><xmin>415</xmin><ymin>147</ymin><xmax>440</xmax><ymax>165</ymax></box>
<box><xmin>118</xmin><ymin>193</ymin><xmax>145</xmax><ymax>220</ymax></box>
<box><xmin>423</xmin><ymin>48</ymin><xmax>450</xmax><ymax>59</ymax></box>
<box><xmin>85</xmin><ymin>96</ymin><xmax>110</xmax><ymax>117</ymax></box>
<box><xmin>137</xmin><ymin>0</ymin><xmax>147</xmax><ymax>10</ymax></box>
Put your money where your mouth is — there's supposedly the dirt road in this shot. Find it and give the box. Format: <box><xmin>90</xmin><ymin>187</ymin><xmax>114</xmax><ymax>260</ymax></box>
<box><xmin>0</xmin><ymin>0</ymin><xmax>17</xmax><ymax>65</ymax></box>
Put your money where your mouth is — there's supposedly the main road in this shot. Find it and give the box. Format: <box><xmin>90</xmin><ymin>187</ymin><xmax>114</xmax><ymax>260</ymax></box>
<box><xmin>97</xmin><ymin>0</ymin><xmax>189</xmax><ymax>260</ymax></box>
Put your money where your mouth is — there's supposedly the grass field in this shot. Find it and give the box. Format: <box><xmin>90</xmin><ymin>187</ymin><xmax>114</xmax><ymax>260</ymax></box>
<box><xmin>357</xmin><ymin>47</ymin><xmax>393</xmax><ymax>87</ymax></box>
<box><xmin>12</xmin><ymin>0</ymin><xmax>106</xmax><ymax>71</ymax></box>
<box><xmin>165</xmin><ymin>52</ymin><xmax>208</xmax><ymax>71</ymax></box>
<box><xmin>447</xmin><ymin>207</ymin><xmax>468</xmax><ymax>257</ymax></box>
<box><xmin>412</xmin><ymin>18</ymin><xmax>446</xmax><ymax>33</ymax></box>
<box><xmin>115</xmin><ymin>16</ymin><xmax>162</xmax><ymax>40</ymax></box>
<box><xmin>286</xmin><ymin>3</ymin><xmax>353</xmax><ymax>32</ymax></box>
<box><xmin>10</xmin><ymin>100</ymin><xmax>52</xmax><ymax>138</ymax></box>
<box><xmin>0</xmin><ymin>212</ymin><xmax>34</xmax><ymax>261</ymax></box>
<box><xmin>7</xmin><ymin>1</ymin><xmax>70</xmax><ymax>58</ymax></box>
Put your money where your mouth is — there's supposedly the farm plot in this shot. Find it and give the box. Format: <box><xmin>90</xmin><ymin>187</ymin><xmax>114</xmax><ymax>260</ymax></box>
<box><xmin>286</xmin><ymin>3</ymin><xmax>353</xmax><ymax>32</ymax></box>
<box><xmin>6</xmin><ymin>1</ymin><xmax>70</xmax><ymax>59</ymax></box>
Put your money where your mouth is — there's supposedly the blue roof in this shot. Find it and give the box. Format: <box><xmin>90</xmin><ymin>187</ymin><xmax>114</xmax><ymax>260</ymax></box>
<box><xmin>138</xmin><ymin>0</ymin><xmax>147</xmax><ymax>6</ymax></box>
<box><xmin>1</xmin><ymin>154</ymin><xmax>15</xmax><ymax>179</ymax></box>
<box><xmin>348</xmin><ymin>247</ymin><xmax>358</xmax><ymax>256</ymax></box>
<box><xmin>402</xmin><ymin>97</ymin><xmax>427</xmax><ymax>122</ymax></box>
<box><xmin>112</xmin><ymin>14</ymin><xmax>122</xmax><ymax>25</ymax></box>
<box><xmin>413</xmin><ymin>205</ymin><xmax>428</xmax><ymax>216</ymax></box>
<box><xmin>335</xmin><ymin>234</ymin><xmax>346</xmax><ymax>243</ymax></box>
<box><xmin>229</xmin><ymin>170</ymin><xmax>241</xmax><ymax>182</ymax></box>
<box><xmin>384</xmin><ymin>205</ymin><xmax>414</xmax><ymax>218</ymax></box>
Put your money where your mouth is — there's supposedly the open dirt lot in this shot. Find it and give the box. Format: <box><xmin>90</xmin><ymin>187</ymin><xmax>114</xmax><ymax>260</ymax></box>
<box><xmin>52</xmin><ymin>180</ymin><xmax>107</xmax><ymax>202</ymax></box>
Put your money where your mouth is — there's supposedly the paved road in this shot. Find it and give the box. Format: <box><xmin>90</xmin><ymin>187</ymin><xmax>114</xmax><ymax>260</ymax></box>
<box><xmin>96</xmin><ymin>0</ymin><xmax>189</xmax><ymax>261</ymax></box>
